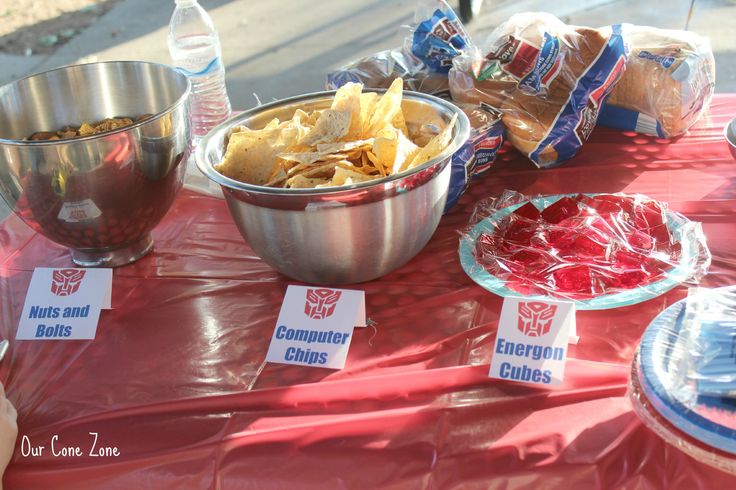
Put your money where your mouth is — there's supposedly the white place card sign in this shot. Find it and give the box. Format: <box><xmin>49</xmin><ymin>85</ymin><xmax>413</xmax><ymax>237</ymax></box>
<box><xmin>265</xmin><ymin>285</ymin><xmax>366</xmax><ymax>370</ymax></box>
<box><xmin>489</xmin><ymin>297</ymin><xmax>576</xmax><ymax>386</ymax></box>
<box><xmin>16</xmin><ymin>268</ymin><xmax>112</xmax><ymax>340</ymax></box>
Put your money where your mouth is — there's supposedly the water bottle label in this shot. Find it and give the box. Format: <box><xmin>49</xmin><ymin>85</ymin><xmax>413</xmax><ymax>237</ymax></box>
<box><xmin>176</xmin><ymin>57</ymin><xmax>220</xmax><ymax>77</ymax></box>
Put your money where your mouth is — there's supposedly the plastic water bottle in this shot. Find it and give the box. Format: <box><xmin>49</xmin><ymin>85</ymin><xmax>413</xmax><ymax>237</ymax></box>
<box><xmin>168</xmin><ymin>0</ymin><xmax>232</xmax><ymax>139</ymax></box>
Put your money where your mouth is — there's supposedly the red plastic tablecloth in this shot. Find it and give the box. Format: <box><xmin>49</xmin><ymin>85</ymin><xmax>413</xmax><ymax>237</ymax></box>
<box><xmin>1</xmin><ymin>95</ymin><xmax>736</xmax><ymax>489</ymax></box>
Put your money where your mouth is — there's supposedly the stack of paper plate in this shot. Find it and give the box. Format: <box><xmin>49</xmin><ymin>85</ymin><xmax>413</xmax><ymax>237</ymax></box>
<box><xmin>631</xmin><ymin>287</ymin><xmax>736</xmax><ymax>473</ymax></box>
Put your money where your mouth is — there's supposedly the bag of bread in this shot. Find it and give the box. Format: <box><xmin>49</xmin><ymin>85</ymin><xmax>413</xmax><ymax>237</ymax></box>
<box><xmin>597</xmin><ymin>25</ymin><xmax>715</xmax><ymax>138</ymax></box>
<box><xmin>449</xmin><ymin>12</ymin><xmax>628</xmax><ymax>168</ymax></box>
<box><xmin>326</xmin><ymin>0</ymin><xmax>470</xmax><ymax>97</ymax></box>
<box><xmin>326</xmin><ymin>49</ymin><xmax>452</xmax><ymax>97</ymax></box>
<box><xmin>327</xmin><ymin>0</ymin><xmax>505</xmax><ymax>212</ymax></box>
<box><xmin>446</xmin><ymin>103</ymin><xmax>504</xmax><ymax>211</ymax></box>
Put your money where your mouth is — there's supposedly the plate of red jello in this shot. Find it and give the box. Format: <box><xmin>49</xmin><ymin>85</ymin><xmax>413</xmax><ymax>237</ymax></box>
<box><xmin>458</xmin><ymin>192</ymin><xmax>709</xmax><ymax>310</ymax></box>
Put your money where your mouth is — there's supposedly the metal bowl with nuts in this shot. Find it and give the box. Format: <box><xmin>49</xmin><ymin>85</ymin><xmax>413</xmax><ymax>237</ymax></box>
<box><xmin>0</xmin><ymin>61</ymin><xmax>191</xmax><ymax>267</ymax></box>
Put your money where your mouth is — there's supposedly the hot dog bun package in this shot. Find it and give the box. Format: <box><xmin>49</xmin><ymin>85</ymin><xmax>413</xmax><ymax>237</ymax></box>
<box><xmin>327</xmin><ymin>0</ymin><xmax>472</xmax><ymax>98</ymax></box>
<box><xmin>598</xmin><ymin>25</ymin><xmax>715</xmax><ymax>138</ymax></box>
<box><xmin>449</xmin><ymin>12</ymin><xmax>628</xmax><ymax>168</ymax></box>
<box><xmin>327</xmin><ymin>0</ymin><xmax>505</xmax><ymax>212</ymax></box>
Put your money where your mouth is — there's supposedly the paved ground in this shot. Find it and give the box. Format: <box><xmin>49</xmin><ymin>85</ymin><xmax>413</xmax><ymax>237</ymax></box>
<box><xmin>2</xmin><ymin>0</ymin><xmax>734</xmax><ymax>109</ymax></box>
<box><xmin>1</xmin><ymin>0</ymin><xmax>734</xmax><ymax>219</ymax></box>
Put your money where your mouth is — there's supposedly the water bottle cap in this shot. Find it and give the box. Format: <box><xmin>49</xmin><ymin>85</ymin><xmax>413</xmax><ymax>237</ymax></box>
<box><xmin>175</xmin><ymin>0</ymin><xmax>197</xmax><ymax>6</ymax></box>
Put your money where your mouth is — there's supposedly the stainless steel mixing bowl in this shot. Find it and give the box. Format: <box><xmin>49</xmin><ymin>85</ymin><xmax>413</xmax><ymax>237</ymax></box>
<box><xmin>0</xmin><ymin>61</ymin><xmax>191</xmax><ymax>267</ymax></box>
<box><xmin>726</xmin><ymin>117</ymin><xmax>736</xmax><ymax>160</ymax></box>
<box><xmin>196</xmin><ymin>90</ymin><xmax>470</xmax><ymax>284</ymax></box>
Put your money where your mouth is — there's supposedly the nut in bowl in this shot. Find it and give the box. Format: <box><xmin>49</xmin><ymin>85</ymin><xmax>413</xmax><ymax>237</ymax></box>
<box><xmin>0</xmin><ymin>61</ymin><xmax>191</xmax><ymax>267</ymax></box>
<box><xmin>196</xmin><ymin>81</ymin><xmax>471</xmax><ymax>284</ymax></box>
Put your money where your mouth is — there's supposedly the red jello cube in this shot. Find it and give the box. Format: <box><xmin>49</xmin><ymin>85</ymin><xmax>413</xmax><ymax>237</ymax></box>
<box><xmin>552</xmin><ymin>264</ymin><xmax>594</xmax><ymax>295</ymax></box>
<box><xmin>618</xmin><ymin>270</ymin><xmax>649</xmax><ymax>289</ymax></box>
<box><xmin>613</xmin><ymin>248</ymin><xmax>645</xmax><ymax>269</ymax></box>
<box><xmin>501</xmin><ymin>215</ymin><xmax>536</xmax><ymax>245</ymax></box>
<box><xmin>513</xmin><ymin>201</ymin><xmax>541</xmax><ymax>221</ymax></box>
<box><xmin>648</xmin><ymin>223</ymin><xmax>672</xmax><ymax>247</ymax></box>
<box><xmin>632</xmin><ymin>199</ymin><xmax>666</xmax><ymax>231</ymax></box>
<box><xmin>625</xmin><ymin>228</ymin><xmax>654</xmax><ymax>252</ymax></box>
<box><xmin>541</xmin><ymin>197</ymin><xmax>581</xmax><ymax>224</ymax></box>
<box><xmin>511</xmin><ymin>249</ymin><xmax>554</xmax><ymax>279</ymax></box>
<box><xmin>581</xmin><ymin>194</ymin><xmax>622</xmax><ymax>215</ymax></box>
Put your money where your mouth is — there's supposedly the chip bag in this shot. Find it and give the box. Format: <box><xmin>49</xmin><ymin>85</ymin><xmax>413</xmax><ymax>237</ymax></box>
<box><xmin>449</xmin><ymin>12</ymin><xmax>628</xmax><ymax>168</ymax></box>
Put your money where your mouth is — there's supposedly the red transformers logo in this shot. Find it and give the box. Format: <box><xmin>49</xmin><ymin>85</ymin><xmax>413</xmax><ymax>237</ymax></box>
<box><xmin>304</xmin><ymin>288</ymin><xmax>342</xmax><ymax>319</ymax></box>
<box><xmin>51</xmin><ymin>269</ymin><xmax>86</xmax><ymax>296</ymax></box>
<box><xmin>517</xmin><ymin>302</ymin><xmax>557</xmax><ymax>337</ymax></box>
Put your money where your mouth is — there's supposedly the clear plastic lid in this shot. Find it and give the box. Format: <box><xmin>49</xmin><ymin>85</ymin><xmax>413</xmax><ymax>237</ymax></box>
<box><xmin>458</xmin><ymin>191</ymin><xmax>710</xmax><ymax>310</ymax></box>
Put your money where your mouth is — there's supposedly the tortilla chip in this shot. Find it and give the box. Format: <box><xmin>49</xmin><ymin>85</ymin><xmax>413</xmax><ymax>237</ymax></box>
<box><xmin>360</xmin><ymin>92</ymin><xmax>378</xmax><ymax>134</ymax></box>
<box><xmin>372</xmin><ymin>127</ymin><xmax>397</xmax><ymax>173</ymax></box>
<box><xmin>287</xmin><ymin>175</ymin><xmax>331</xmax><ymax>188</ymax></box>
<box><xmin>263</xmin><ymin>118</ymin><xmax>281</xmax><ymax>130</ymax></box>
<box><xmin>297</xmin><ymin>161</ymin><xmax>338</xmax><ymax>179</ymax></box>
<box><xmin>286</xmin><ymin>158</ymin><xmax>349</xmax><ymax>178</ymax></box>
<box><xmin>279</xmin><ymin>151</ymin><xmax>349</xmax><ymax>166</ymax></box>
<box><xmin>331</xmin><ymin>82</ymin><xmax>363</xmax><ymax>139</ymax></box>
<box><xmin>407</xmin><ymin>114</ymin><xmax>457</xmax><ymax>169</ymax></box>
<box><xmin>315</xmin><ymin>138</ymin><xmax>374</xmax><ymax>155</ymax></box>
<box><xmin>335</xmin><ymin>158</ymin><xmax>375</xmax><ymax>174</ymax></box>
<box><xmin>265</xmin><ymin>166</ymin><xmax>288</xmax><ymax>187</ymax></box>
<box><xmin>393</xmin><ymin>129</ymin><xmax>422</xmax><ymax>173</ymax></box>
<box><xmin>215</xmin><ymin>128</ymin><xmax>294</xmax><ymax>185</ymax></box>
<box><xmin>367</xmin><ymin>78</ymin><xmax>403</xmax><ymax>136</ymax></box>
<box><xmin>299</xmin><ymin>110</ymin><xmax>351</xmax><ymax>146</ymax></box>
<box><xmin>330</xmin><ymin>166</ymin><xmax>377</xmax><ymax>186</ymax></box>
<box><xmin>373</xmin><ymin>125</ymin><xmax>421</xmax><ymax>174</ymax></box>
<box><xmin>215</xmin><ymin>78</ymin><xmax>459</xmax><ymax>189</ymax></box>
<box><xmin>306</xmin><ymin>110</ymin><xmax>323</xmax><ymax>127</ymax></box>
<box><xmin>291</xmin><ymin>109</ymin><xmax>311</xmax><ymax>126</ymax></box>
<box><xmin>228</xmin><ymin>125</ymin><xmax>249</xmax><ymax>136</ymax></box>
<box><xmin>391</xmin><ymin>108</ymin><xmax>409</xmax><ymax>138</ymax></box>
<box><xmin>364</xmin><ymin>150</ymin><xmax>384</xmax><ymax>175</ymax></box>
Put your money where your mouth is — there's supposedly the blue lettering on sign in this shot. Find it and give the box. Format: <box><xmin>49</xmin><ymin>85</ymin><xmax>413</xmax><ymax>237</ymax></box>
<box><xmin>496</xmin><ymin>338</ymin><xmax>564</xmax><ymax>361</ymax></box>
<box><xmin>35</xmin><ymin>323</ymin><xmax>72</xmax><ymax>338</ymax></box>
<box><xmin>274</xmin><ymin>325</ymin><xmax>349</xmax><ymax>345</ymax></box>
<box><xmin>285</xmin><ymin>346</ymin><xmax>295</xmax><ymax>361</ymax></box>
<box><xmin>28</xmin><ymin>306</ymin><xmax>60</xmax><ymax>319</ymax></box>
<box><xmin>284</xmin><ymin>346</ymin><xmax>328</xmax><ymax>366</ymax></box>
<box><xmin>62</xmin><ymin>305</ymin><xmax>90</xmax><ymax>318</ymax></box>
<box><xmin>498</xmin><ymin>362</ymin><xmax>552</xmax><ymax>384</ymax></box>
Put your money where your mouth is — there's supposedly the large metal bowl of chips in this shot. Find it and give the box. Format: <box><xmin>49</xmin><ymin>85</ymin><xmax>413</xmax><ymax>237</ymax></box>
<box><xmin>196</xmin><ymin>90</ymin><xmax>470</xmax><ymax>284</ymax></box>
<box><xmin>0</xmin><ymin>61</ymin><xmax>191</xmax><ymax>267</ymax></box>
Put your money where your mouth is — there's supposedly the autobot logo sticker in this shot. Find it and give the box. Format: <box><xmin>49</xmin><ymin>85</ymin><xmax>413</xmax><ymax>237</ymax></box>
<box><xmin>517</xmin><ymin>301</ymin><xmax>557</xmax><ymax>337</ymax></box>
<box><xmin>304</xmin><ymin>289</ymin><xmax>342</xmax><ymax>319</ymax></box>
<box><xmin>51</xmin><ymin>269</ymin><xmax>86</xmax><ymax>297</ymax></box>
